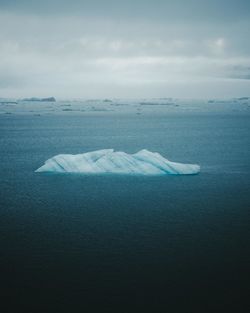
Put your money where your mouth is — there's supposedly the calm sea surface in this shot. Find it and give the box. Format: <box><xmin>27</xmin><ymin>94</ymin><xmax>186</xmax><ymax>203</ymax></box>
<box><xmin>0</xmin><ymin>112</ymin><xmax>249</xmax><ymax>312</ymax></box>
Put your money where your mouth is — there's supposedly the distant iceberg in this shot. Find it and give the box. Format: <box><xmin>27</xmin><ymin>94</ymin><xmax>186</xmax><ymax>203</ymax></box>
<box><xmin>21</xmin><ymin>97</ymin><xmax>56</xmax><ymax>102</ymax></box>
<box><xmin>35</xmin><ymin>149</ymin><xmax>200</xmax><ymax>175</ymax></box>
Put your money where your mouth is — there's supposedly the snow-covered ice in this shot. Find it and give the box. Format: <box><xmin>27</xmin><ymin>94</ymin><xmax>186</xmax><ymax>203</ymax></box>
<box><xmin>35</xmin><ymin>149</ymin><xmax>200</xmax><ymax>175</ymax></box>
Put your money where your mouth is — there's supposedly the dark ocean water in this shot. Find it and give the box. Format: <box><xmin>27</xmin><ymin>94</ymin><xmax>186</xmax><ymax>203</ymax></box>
<box><xmin>0</xmin><ymin>112</ymin><xmax>250</xmax><ymax>312</ymax></box>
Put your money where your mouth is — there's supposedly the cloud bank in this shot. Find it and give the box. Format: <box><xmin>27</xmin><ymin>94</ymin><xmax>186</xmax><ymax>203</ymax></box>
<box><xmin>0</xmin><ymin>0</ymin><xmax>250</xmax><ymax>98</ymax></box>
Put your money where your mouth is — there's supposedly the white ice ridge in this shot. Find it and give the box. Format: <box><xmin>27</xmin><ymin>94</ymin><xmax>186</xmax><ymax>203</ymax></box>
<box><xmin>35</xmin><ymin>149</ymin><xmax>200</xmax><ymax>175</ymax></box>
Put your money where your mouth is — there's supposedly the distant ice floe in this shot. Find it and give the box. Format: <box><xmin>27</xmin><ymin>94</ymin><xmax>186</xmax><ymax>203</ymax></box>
<box><xmin>35</xmin><ymin>149</ymin><xmax>200</xmax><ymax>175</ymax></box>
<box><xmin>21</xmin><ymin>97</ymin><xmax>56</xmax><ymax>102</ymax></box>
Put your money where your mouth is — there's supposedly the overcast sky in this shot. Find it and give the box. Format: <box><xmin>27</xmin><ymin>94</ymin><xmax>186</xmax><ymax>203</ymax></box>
<box><xmin>0</xmin><ymin>0</ymin><xmax>250</xmax><ymax>98</ymax></box>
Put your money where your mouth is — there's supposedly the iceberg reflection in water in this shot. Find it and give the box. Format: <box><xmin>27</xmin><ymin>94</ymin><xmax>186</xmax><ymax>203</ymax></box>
<box><xmin>35</xmin><ymin>149</ymin><xmax>200</xmax><ymax>175</ymax></box>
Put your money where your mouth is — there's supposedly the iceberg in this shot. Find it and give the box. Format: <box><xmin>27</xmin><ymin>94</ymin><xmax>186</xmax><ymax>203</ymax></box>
<box><xmin>21</xmin><ymin>97</ymin><xmax>56</xmax><ymax>102</ymax></box>
<box><xmin>35</xmin><ymin>149</ymin><xmax>200</xmax><ymax>175</ymax></box>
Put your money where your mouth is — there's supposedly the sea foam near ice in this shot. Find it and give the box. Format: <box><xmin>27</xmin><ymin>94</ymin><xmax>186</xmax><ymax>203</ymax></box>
<box><xmin>35</xmin><ymin>149</ymin><xmax>200</xmax><ymax>175</ymax></box>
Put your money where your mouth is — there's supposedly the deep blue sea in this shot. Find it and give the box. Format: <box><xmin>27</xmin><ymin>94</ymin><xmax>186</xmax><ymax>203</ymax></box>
<box><xmin>0</xmin><ymin>112</ymin><xmax>250</xmax><ymax>312</ymax></box>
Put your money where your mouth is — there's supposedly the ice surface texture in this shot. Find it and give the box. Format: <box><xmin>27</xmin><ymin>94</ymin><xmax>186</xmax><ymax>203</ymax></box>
<box><xmin>35</xmin><ymin>149</ymin><xmax>200</xmax><ymax>175</ymax></box>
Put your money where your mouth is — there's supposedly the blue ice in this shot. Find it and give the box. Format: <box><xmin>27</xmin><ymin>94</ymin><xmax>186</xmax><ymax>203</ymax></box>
<box><xmin>35</xmin><ymin>149</ymin><xmax>200</xmax><ymax>175</ymax></box>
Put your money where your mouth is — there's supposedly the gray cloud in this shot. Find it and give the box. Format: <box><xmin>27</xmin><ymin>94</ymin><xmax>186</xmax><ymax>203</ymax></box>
<box><xmin>1</xmin><ymin>0</ymin><xmax>250</xmax><ymax>21</ymax></box>
<box><xmin>0</xmin><ymin>1</ymin><xmax>250</xmax><ymax>98</ymax></box>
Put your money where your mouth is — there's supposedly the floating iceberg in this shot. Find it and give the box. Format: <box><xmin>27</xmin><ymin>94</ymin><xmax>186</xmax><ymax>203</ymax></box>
<box><xmin>35</xmin><ymin>149</ymin><xmax>200</xmax><ymax>175</ymax></box>
<box><xmin>21</xmin><ymin>97</ymin><xmax>56</xmax><ymax>102</ymax></box>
